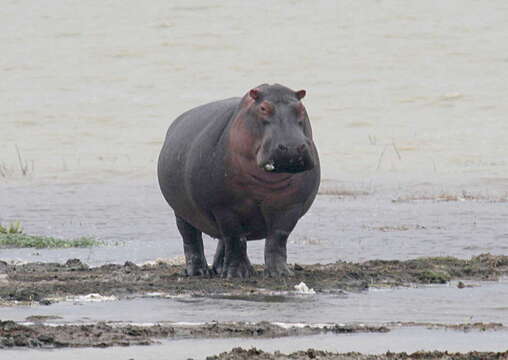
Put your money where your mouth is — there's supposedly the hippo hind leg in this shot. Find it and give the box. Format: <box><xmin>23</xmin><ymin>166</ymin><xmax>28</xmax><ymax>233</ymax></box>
<box><xmin>213</xmin><ymin>211</ymin><xmax>255</xmax><ymax>278</ymax></box>
<box><xmin>220</xmin><ymin>235</ymin><xmax>254</xmax><ymax>278</ymax></box>
<box><xmin>175</xmin><ymin>216</ymin><xmax>210</xmax><ymax>276</ymax></box>
<box><xmin>212</xmin><ymin>238</ymin><xmax>225</xmax><ymax>275</ymax></box>
<box><xmin>212</xmin><ymin>236</ymin><xmax>255</xmax><ymax>279</ymax></box>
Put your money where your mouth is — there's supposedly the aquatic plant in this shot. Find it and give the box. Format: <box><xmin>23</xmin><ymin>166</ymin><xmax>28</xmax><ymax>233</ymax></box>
<box><xmin>0</xmin><ymin>221</ymin><xmax>23</xmax><ymax>234</ymax></box>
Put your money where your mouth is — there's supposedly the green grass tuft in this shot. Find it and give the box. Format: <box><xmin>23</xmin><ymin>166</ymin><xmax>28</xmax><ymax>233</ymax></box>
<box><xmin>0</xmin><ymin>222</ymin><xmax>101</xmax><ymax>248</ymax></box>
<box><xmin>0</xmin><ymin>233</ymin><xmax>101</xmax><ymax>249</ymax></box>
<box><xmin>0</xmin><ymin>221</ymin><xmax>23</xmax><ymax>234</ymax></box>
<box><xmin>417</xmin><ymin>270</ymin><xmax>451</xmax><ymax>284</ymax></box>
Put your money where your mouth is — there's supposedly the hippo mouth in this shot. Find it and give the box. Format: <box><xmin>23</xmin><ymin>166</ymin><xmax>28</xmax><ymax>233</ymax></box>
<box><xmin>263</xmin><ymin>157</ymin><xmax>312</xmax><ymax>174</ymax></box>
<box><xmin>250</xmin><ymin>172</ymin><xmax>292</xmax><ymax>186</ymax></box>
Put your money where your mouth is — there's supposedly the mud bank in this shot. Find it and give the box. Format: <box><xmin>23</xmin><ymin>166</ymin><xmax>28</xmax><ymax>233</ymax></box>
<box><xmin>0</xmin><ymin>320</ymin><xmax>387</xmax><ymax>348</ymax></box>
<box><xmin>1</xmin><ymin>254</ymin><xmax>507</xmax><ymax>303</ymax></box>
<box><xmin>206</xmin><ymin>347</ymin><xmax>508</xmax><ymax>360</ymax></box>
<box><xmin>389</xmin><ymin>322</ymin><xmax>505</xmax><ymax>332</ymax></box>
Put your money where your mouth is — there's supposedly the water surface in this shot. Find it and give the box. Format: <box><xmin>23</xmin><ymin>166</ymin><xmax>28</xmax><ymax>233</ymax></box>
<box><xmin>1</xmin><ymin>183</ymin><xmax>506</xmax><ymax>265</ymax></box>
<box><xmin>1</xmin><ymin>0</ymin><xmax>507</xmax><ymax>188</ymax></box>
<box><xmin>3</xmin><ymin>328</ymin><xmax>508</xmax><ymax>360</ymax></box>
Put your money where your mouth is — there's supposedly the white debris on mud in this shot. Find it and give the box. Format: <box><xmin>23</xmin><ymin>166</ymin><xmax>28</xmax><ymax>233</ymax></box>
<box><xmin>272</xmin><ymin>322</ymin><xmax>349</xmax><ymax>329</ymax></box>
<box><xmin>64</xmin><ymin>293</ymin><xmax>118</xmax><ymax>303</ymax></box>
<box><xmin>142</xmin><ymin>292</ymin><xmax>193</xmax><ymax>299</ymax></box>
<box><xmin>4</xmin><ymin>259</ymin><xmax>29</xmax><ymax>266</ymax></box>
<box><xmin>294</xmin><ymin>282</ymin><xmax>316</xmax><ymax>295</ymax></box>
<box><xmin>138</xmin><ymin>256</ymin><xmax>186</xmax><ymax>267</ymax></box>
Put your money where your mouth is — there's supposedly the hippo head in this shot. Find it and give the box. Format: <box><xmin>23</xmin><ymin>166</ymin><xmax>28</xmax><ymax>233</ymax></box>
<box><xmin>243</xmin><ymin>84</ymin><xmax>316</xmax><ymax>174</ymax></box>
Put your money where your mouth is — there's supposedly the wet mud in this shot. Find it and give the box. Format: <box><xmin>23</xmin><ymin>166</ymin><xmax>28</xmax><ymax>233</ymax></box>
<box><xmin>206</xmin><ymin>347</ymin><xmax>508</xmax><ymax>360</ymax></box>
<box><xmin>0</xmin><ymin>320</ymin><xmax>387</xmax><ymax>349</ymax></box>
<box><xmin>1</xmin><ymin>254</ymin><xmax>507</xmax><ymax>303</ymax></box>
<box><xmin>388</xmin><ymin>322</ymin><xmax>506</xmax><ymax>332</ymax></box>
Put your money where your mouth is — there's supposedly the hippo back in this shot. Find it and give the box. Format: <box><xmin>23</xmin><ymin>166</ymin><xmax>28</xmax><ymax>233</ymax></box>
<box><xmin>158</xmin><ymin>97</ymin><xmax>241</xmax><ymax>237</ymax></box>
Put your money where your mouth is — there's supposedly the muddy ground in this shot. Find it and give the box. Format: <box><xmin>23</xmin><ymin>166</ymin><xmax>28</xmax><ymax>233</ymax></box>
<box><xmin>206</xmin><ymin>347</ymin><xmax>508</xmax><ymax>360</ymax></box>
<box><xmin>1</xmin><ymin>254</ymin><xmax>507</xmax><ymax>303</ymax></box>
<box><xmin>1</xmin><ymin>320</ymin><xmax>504</xmax><ymax>349</ymax></box>
<box><xmin>1</xmin><ymin>255</ymin><xmax>507</xmax><ymax>354</ymax></box>
<box><xmin>0</xmin><ymin>320</ymin><xmax>389</xmax><ymax>349</ymax></box>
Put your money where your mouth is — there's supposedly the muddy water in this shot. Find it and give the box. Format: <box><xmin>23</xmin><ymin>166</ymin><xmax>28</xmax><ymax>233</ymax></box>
<box><xmin>1</xmin><ymin>0</ymin><xmax>508</xmax><ymax>188</ymax></box>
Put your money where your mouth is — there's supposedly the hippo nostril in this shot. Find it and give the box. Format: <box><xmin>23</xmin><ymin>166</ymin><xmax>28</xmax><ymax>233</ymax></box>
<box><xmin>278</xmin><ymin>144</ymin><xmax>288</xmax><ymax>152</ymax></box>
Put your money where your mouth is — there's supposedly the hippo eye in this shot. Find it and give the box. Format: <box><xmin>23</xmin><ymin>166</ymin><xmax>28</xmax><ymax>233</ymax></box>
<box><xmin>258</xmin><ymin>102</ymin><xmax>273</xmax><ymax>118</ymax></box>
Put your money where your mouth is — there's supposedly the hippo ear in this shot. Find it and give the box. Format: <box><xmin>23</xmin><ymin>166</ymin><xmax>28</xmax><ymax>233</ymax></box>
<box><xmin>249</xmin><ymin>88</ymin><xmax>262</xmax><ymax>101</ymax></box>
<box><xmin>295</xmin><ymin>89</ymin><xmax>306</xmax><ymax>100</ymax></box>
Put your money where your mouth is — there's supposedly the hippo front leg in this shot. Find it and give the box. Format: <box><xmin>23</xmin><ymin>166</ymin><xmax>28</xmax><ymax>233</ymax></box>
<box><xmin>264</xmin><ymin>207</ymin><xmax>301</xmax><ymax>277</ymax></box>
<box><xmin>265</xmin><ymin>230</ymin><xmax>293</xmax><ymax>277</ymax></box>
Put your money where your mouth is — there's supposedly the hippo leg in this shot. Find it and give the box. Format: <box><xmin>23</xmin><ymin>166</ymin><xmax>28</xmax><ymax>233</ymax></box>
<box><xmin>221</xmin><ymin>235</ymin><xmax>254</xmax><ymax>278</ymax></box>
<box><xmin>176</xmin><ymin>216</ymin><xmax>210</xmax><ymax>276</ymax></box>
<box><xmin>264</xmin><ymin>208</ymin><xmax>301</xmax><ymax>277</ymax></box>
<box><xmin>264</xmin><ymin>230</ymin><xmax>293</xmax><ymax>277</ymax></box>
<box><xmin>213</xmin><ymin>211</ymin><xmax>254</xmax><ymax>278</ymax></box>
<box><xmin>212</xmin><ymin>239</ymin><xmax>225</xmax><ymax>275</ymax></box>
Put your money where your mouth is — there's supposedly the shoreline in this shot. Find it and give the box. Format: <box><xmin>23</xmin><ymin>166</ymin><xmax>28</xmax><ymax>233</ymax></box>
<box><xmin>1</xmin><ymin>255</ymin><xmax>507</xmax><ymax>304</ymax></box>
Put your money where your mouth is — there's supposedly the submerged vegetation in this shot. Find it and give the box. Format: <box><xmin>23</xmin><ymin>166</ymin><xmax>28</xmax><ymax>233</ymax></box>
<box><xmin>0</xmin><ymin>222</ymin><xmax>100</xmax><ymax>249</ymax></box>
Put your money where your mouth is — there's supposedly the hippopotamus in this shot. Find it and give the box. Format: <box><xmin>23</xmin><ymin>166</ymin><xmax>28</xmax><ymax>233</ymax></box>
<box><xmin>157</xmin><ymin>84</ymin><xmax>320</xmax><ymax>278</ymax></box>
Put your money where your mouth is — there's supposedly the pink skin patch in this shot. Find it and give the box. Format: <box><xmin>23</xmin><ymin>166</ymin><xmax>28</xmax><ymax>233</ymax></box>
<box><xmin>227</xmin><ymin>91</ymin><xmax>308</xmax><ymax>198</ymax></box>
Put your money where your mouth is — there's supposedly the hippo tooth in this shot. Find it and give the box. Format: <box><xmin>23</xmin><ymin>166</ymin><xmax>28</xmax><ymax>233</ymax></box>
<box><xmin>264</xmin><ymin>162</ymin><xmax>275</xmax><ymax>172</ymax></box>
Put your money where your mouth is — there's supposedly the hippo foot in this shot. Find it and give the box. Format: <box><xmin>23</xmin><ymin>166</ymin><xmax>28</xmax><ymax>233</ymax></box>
<box><xmin>221</xmin><ymin>257</ymin><xmax>255</xmax><ymax>279</ymax></box>
<box><xmin>212</xmin><ymin>240</ymin><xmax>225</xmax><ymax>276</ymax></box>
<box><xmin>182</xmin><ymin>266</ymin><xmax>211</xmax><ymax>277</ymax></box>
<box><xmin>211</xmin><ymin>263</ymin><xmax>223</xmax><ymax>276</ymax></box>
<box><xmin>182</xmin><ymin>257</ymin><xmax>211</xmax><ymax>277</ymax></box>
<box><xmin>264</xmin><ymin>262</ymin><xmax>294</xmax><ymax>278</ymax></box>
<box><xmin>213</xmin><ymin>236</ymin><xmax>255</xmax><ymax>278</ymax></box>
